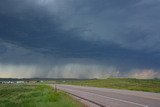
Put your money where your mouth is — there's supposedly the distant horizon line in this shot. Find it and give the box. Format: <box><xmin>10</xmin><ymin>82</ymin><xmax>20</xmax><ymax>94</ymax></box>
<box><xmin>0</xmin><ymin>77</ymin><xmax>159</xmax><ymax>80</ymax></box>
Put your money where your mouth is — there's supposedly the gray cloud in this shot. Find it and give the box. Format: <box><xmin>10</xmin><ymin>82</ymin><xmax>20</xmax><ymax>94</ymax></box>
<box><xmin>0</xmin><ymin>0</ymin><xmax>160</xmax><ymax>78</ymax></box>
<box><xmin>1</xmin><ymin>0</ymin><xmax>160</xmax><ymax>52</ymax></box>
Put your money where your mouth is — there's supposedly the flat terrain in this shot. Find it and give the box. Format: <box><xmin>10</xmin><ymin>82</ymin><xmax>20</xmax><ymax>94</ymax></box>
<box><xmin>54</xmin><ymin>84</ymin><xmax>160</xmax><ymax>107</ymax></box>
<box><xmin>0</xmin><ymin>84</ymin><xmax>83</xmax><ymax>107</ymax></box>
<box><xmin>62</xmin><ymin>78</ymin><xmax>160</xmax><ymax>93</ymax></box>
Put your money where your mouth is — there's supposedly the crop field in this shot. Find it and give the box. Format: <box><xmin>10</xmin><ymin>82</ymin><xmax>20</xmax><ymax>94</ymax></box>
<box><xmin>63</xmin><ymin>78</ymin><xmax>160</xmax><ymax>93</ymax></box>
<box><xmin>0</xmin><ymin>84</ymin><xmax>83</xmax><ymax>107</ymax></box>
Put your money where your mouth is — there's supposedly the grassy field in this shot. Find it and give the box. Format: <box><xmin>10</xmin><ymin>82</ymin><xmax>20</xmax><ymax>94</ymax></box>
<box><xmin>63</xmin><ymin>78</ymin><xmax>160</xmax><ymax>93</ymax></box>
<box><xmin>0</xmin><ymin>84</ymin><xmax>83</xmax><ymax>107</ymax></box>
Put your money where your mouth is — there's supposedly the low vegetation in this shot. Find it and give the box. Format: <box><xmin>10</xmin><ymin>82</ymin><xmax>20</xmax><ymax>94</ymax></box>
<box><xmin>0</xmin><ymin>84</ymin><xmax>83</xmax><ymax>107</ymax></box>
<box><xmin>63</xmin><ymin>78</ymin><xmax>160</xmax><ymax>93</ymax></box>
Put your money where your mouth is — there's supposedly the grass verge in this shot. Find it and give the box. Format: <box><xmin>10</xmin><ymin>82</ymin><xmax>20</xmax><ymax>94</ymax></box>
<box><xmin>0</xmin><ymin>84</ymin><xmax>83</xmax><ymax>107</ymax></box>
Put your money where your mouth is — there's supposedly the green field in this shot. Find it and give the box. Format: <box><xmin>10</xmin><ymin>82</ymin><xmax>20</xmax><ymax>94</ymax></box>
<box><xmin>0</xmin><ymin>84</ymin><xmax>83</xmax><ymax>107</ymax></box>
<box><xmin>63</xmin><ymin>78</ymin><xmax>160</xmax><ymax>93</ymax></box>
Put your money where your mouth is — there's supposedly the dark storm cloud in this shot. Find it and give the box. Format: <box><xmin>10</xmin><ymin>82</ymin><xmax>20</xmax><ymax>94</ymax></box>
<box><xmin>0</xmin><ymin>0</ymin><xmax>160</xmax><ymax>78</ymax></box>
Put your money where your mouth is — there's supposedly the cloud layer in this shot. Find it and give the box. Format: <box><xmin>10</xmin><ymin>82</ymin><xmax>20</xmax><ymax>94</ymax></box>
<box><xmin>0</xmin><ymin>0</ymin><xmax>160</xmax><ymax>78</ymax></box>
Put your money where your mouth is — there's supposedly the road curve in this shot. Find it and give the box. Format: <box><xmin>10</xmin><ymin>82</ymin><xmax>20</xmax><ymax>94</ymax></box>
<box><xmin>50</xmin><ymin>84</ymin><xmax>160</xmax><ymax>107</ymax></box>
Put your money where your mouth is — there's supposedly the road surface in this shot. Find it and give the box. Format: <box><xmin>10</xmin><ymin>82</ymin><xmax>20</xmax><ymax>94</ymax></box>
<box><xmin>50</xmin><ymin>84</ymin><xmax>160</xmax><ymax>107</ymax></box>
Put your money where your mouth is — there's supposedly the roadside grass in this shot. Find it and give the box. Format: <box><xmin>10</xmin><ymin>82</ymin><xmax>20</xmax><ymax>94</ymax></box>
<box><xmin>0</xmin><ymin>84</ymin><xmax>83</xmax><ymax>107</ymax></box>
<box><xmin>63</xmin><ymin>78</ymin><xmax>160</xmax><ymax>93</ymax></box>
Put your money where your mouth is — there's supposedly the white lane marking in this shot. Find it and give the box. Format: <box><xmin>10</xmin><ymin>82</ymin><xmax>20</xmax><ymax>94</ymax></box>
<box><xmin>58</xmin><ymin>86</ymin><xmax>148</xmax><ymax>107</ymax></box>
<box><xmin>94</xmin><ymin>92</ymin><xmax>148</xmax><ymax>107</ymax></box>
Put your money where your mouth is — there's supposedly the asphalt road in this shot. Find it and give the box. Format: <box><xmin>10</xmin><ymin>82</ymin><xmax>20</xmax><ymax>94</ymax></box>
<box><xmin>51</xmin><ymin>84</ymin><xmax>160</xmax><ymax>107</ymax></box>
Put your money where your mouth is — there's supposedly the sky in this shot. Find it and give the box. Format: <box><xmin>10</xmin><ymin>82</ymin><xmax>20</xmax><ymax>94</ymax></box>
<box><xmin>0</xmin><ymin>0</ymin><xmax>160</xmax><ymax>79</ymax></box>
